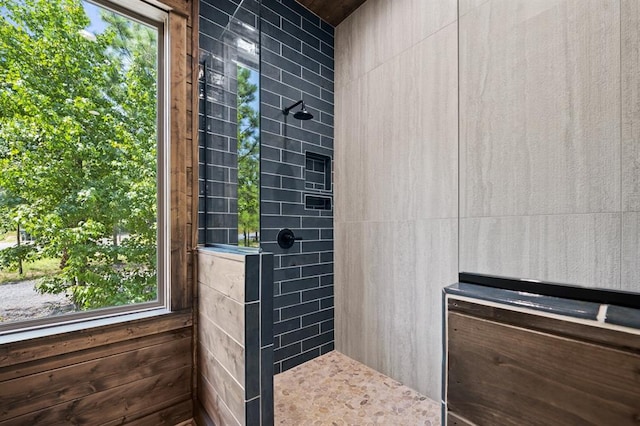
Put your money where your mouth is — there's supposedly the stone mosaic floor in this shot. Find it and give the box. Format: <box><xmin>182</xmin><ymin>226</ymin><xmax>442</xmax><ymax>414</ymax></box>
<box><xmin>274</xmin><ymin>351</ymin><xmax>441</xmax><ymax>425</ymax></box>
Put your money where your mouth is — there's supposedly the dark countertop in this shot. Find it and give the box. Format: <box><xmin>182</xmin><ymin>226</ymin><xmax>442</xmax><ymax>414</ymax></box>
<box><xmin>445</xmin><ymin>275</ymin><xmax>640</xmax><ymax>330</ymax></box>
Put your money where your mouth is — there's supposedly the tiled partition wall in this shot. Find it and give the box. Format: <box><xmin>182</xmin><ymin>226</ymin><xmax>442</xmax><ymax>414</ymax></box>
<box><xmin>199</xmin><ymin>0</ymin><xmax>335</xmax><ymax>374</ymax></box>
<box><xmin>458</xmin><ymin>0</ymin><xmax>639</xmax><ymax>291</ymax></box>
<box><xmin>334</xmin><ymin>0</ymin><xmax>458</xmax><ymax>400</ymax></box>
<box><xmin>197</xmin><ymin>248</ymin><xmax>274</xmax><ymax>425</ymax></box>
<box><xmin>259</xmin><ymin>0</ymin><xmax>335</xmax><ymax>374</ymax></box>
<box><xmin>198</xmin><ymin>0</ymin><xmax>261</xmax><ymax>245</ymax></box>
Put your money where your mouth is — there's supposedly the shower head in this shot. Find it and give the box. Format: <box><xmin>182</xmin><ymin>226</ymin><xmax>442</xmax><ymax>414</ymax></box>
<box><xmin>293</xmin><ymin>108</ymin><xmax>313</xmax><ymax>120</ymax></box>
<box><xmin>283</xmin><ymin>100</ymin><xmax>314</xmax><ymax>121</ymax></box>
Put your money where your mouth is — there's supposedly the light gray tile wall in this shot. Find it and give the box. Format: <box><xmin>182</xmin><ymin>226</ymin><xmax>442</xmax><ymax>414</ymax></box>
<box><xmin>458</xmin><ymin>0</ymin><xmax>639</xmax><ymax>291</ymax></box>
<box><xmin>622</xmin><ymin>0</ymin><xmax>640</xmax><ymax>292</ymax></box>
<box><xmin>335</xmin><ymin>0</ymin><xmax>458</xmax><ymax>400</ymax></box>
<box><xmin>335</xmin><ymin>0</ymin><xmax>640</xmax><ymax>404</ymax></box>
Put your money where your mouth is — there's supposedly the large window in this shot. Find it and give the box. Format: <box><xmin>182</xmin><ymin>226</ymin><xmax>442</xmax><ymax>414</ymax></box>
<box><xmin>0</xmin><ymin>0</ymin><xmax>168</xmax><ymax>331</ymax></box>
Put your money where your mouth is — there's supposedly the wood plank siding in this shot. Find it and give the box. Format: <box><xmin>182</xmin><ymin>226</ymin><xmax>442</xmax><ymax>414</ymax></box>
<box><xmin>295</xmin><ymin>0</ymin><xmax>365</xmax><ymax>26</ymax></box>
<box><xmin>0</xmin><ymin>0</ymin><xmax>199</xmax><ymax>423</ymax></box>
<box><xmin>447</xmin><ymin>307</ymin><xmax>640</xmax><ymax>425</ymax></box>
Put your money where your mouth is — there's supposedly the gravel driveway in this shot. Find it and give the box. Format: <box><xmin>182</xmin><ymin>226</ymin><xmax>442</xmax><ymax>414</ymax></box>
<box><xmin>0</xmin><ymin>279</ymin><xmax>75</xmax><ymax>323</ymax></box>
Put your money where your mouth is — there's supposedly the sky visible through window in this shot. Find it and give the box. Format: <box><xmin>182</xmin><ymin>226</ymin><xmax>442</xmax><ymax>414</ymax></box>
<box><xmin>82</xmin><ymin>1</ymin><xmax>108</xmax><ymax>35</ymax></box>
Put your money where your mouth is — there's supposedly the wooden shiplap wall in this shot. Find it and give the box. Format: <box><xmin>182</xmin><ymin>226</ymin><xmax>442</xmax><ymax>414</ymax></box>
<box><xmin>0</xmin><ymin>315</ymin><xmax>193</xmax><ymax>425</ymax></box>
<box><xmin>0</xmin><ymin>0</ymin><xmax>199</xmax><ymax>423</ymax></box>
<box><xmin>447</xmin><ymin>300</ymin><xmax>640</xmax><ymax>425</ymax></box>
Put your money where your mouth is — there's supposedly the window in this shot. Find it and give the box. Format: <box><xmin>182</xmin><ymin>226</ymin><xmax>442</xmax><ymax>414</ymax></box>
<box><xmin>0</xmin><ymin>0</ymin><xmax>169</xmax><ymax>332</ymax></box>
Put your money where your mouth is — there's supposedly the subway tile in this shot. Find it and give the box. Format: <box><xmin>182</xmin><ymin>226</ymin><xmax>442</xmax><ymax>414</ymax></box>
<box><xmin>282</xmin><ymin>348</ymin><xmax>320</xmax><ymax>371</ymax></box>
<box><xmin>281</xmin><ymin>177</ymin><xmax>306</xmax><ymax>191</ymax></box>
<box><xmin>274</xmin><ymin>342</ymin><xmax>302</xmax><ymax>362</ymax></box>
<box><xmin>245</xmin><ymin>397</ymin><xmax>260</xmax><ymax>426</ymax></box>
<box><xmin>282</xmin><ymin>44</ymin><xmax>321</xmax><ymax>73</ymax></box>
<box><xmin>273</xmin><ymin>317</ymin><xmax>301</xmax><ymax>335</ymax></box>
<box><xmin>281</xmin><ymin>276</ymin><xmax>320</xmax><ymax>294</ymax></box>
<box><xmin>302</xmin><ymin>216</ymin><xmax>332</xmax><ymax>229</ymax></box>
<box><xmin>320</xmin><ymin>296</ymin><xmax>334</xmax><ymax>309</ymax></box>
<box><xmin>320</xmin><ymin>251</ymin><xmax>334</xmax><ymax>263</ymax></box>
<box><xmin>245</xmin><ymin>254</ymin><xmax>260</xmax><ymax>303</ymax></box>
<box><xmin>302</xmin><ymin>330</ymin><xmax>333</xmax><ymax>351</ymax></box>
<box><xmin>280</xmin><ymin>324</ymin><xmax>320</xmax><ymax>347</ymax></box>
<box><xmin>202</xmin><ymin>0</ymin><xmax>237</xmax><ymax>15</ymax></box>
<box><xmin>261</xmin><ymin>187</ymin><xmax>302</xmax><ymax>203</ymax></box>
<box><xmin>263</xmin><ymin>0</ymin><xmax>301</xmax><ymax>27</ymax></box>
<box><xmin>274</xmin><ymin>266</ymin><xmax>301</xmax><ymax>282</ymax></box>
<box><xmin>245</xmin><ymin>302</ymin><xmax>260</xmax><ymax>399</ymax></box>
<box><xmin>279</xmin><ymin>253</ymin><xmax>320</xmax><ymax>268</ymax></box>
<box><xmin>260</xmin><ymin>347</ymin><xmax>275</xmax><ymax>424</ymax></box>
<box><xmin>301</xmin><ymin>240</ymin><xmax>333</xmax><ymax>253</ymax></box>
<box><xmin>302</xmin><ymin>42</ymin><xmax>334</xmax><ymax>69</ymax></box>
<box><xmin>261</xmin><ymin>4</ymin><xmax>281</xmax><ymax>26</ymax></box>
<box><xmin>301</xmin><ymin>262</ymin><xmax>333</xmax><ymax>277</ymax></box>
<box><xmin>201</xmin><ymin>0</ymin><xmax>335</xmax><ymax>377</ymax></box>
<box><xmin>320</xmin><ymin>341</ymin><xmax>335</xmax><ymax>355</ymax></box>
<box><xmin>263</xmin><ymin>48</ymin><xmax>301</xmax><ymax>77</ymax></box>
<box><xmin>261</xmin><ymin>90</ymin><xmax>281</xmax><ymax>108</ymax></box>
<box><xmin>302</xmin><ymin>285</ymin><xmax>333</xmax><ymax>302</ymax></box>
<box><xmin>261</xmin><ymin>214</ymin><xmax>301</xmax><ymax>229</ymax></box>
<box><xmin>280</xmin><ymin>300</ymin><xmax>320</xmax><ymax>320</ymax></box>
<box><xmin>261</xmin><ymin>253</ymin><xmax>275</xmax><ymax>347</ymax></box>
<box><xmin>261</xmin><ymin>160</ymin><xmax>303</xmax><ymax>179</ymax></box>
<box><xmin>274</xmin><ymin>292</ymin><xmax>301</xmax><ymax>309</ymax></box>
<box><xmin>282</xmin><ymin>19</ymin><xmax>320</xmax><ymax>50</ymax></box>
<box><xmin>301</xmin><ymin>308</ymin><xmax>334</xmax><ymax>327</ymax></box>
<box><xmin>261</xmin><ymin>19</ymin><xmax>302</xmax><ymax>50</ymax></box>
<box><xmin>261</xmin><ymin>173</ymin><xmax>282</xmax><ymax>189</ymax></box>
<box><xmin>281</xmin><ymin>0</ymin><xmax>320</xmax><ymax>26</ymax></box>
<box><xmin>320</xmin><ymin>319</ymin><xmax>334</xmax><ymax>333</ymax></box>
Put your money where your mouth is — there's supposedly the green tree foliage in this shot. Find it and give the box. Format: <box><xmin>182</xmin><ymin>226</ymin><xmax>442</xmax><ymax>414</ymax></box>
<box><xmin>237</xmin><ymin>66</ymin><xmax>259</xmax><ymax>246</ymax></box>
<box><xmin>0</xmin><ymin>0</ymin><xmax>158</xmax><ymax>309</ymax></box>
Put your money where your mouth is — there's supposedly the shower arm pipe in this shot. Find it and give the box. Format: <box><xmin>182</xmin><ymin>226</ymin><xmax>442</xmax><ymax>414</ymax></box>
<box><xmin>283</xmin><ymin>100</ymin><xmax>304</xmax><ymax>115</ymax></box>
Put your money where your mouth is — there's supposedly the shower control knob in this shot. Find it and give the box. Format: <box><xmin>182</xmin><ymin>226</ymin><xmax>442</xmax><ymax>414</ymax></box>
<box><xmin>277</xmin><ymin>228</ymin><xmax>302</xmax><ymax>249</ymax></box>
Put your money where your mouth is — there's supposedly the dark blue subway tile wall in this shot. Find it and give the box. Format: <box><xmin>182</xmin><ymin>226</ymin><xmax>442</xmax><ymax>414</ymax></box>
<box><xmin>260</xmin><ymin>0</ymin><xmax>334</xmax><ymax>374</ymax></box>
<box><xmin>199</xmin><ymin>0</ymin><xmax>334</xmax><ymax>375</ymax></box>
<box><xmin>199</xmin><ymin>0</ymin><xmax>260</xmax><ymax>245</ymax></box>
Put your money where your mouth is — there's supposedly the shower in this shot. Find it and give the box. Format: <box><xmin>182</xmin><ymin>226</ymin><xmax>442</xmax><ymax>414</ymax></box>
<box><xmin>283</xmin><ymin>100</ymin><xmax>313</xmax><ymax>120</ymax></box>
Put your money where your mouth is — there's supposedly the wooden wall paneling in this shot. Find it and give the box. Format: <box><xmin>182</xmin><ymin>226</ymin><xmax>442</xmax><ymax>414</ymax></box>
<box><xmin>447</xmin><ymin>312</ymin><xmax>640</xmax><ymax>425</ymax></box>
<box><xmin>448</xmin><ymin>299</ymin><xmax>640</xmax><ymax>353</ymax></box>
<box><xmin>0</xmin><ymin>337</ymin><xmax>191</xmax><ymax>421</ymax></box>
<box><xmin>160</xmin><ymin>0</ymin><xmax>190</xmax><ymax>17</ymax></box>
<box><xmin>447</xmin><ymin>412</ymin><xmax>475</xmax><ymax>426</ymax></box>
<box><xmin>169</xmin><ymin>10</ymin><xmax>190</xmax><ymax>311</ymax></box>
<box><xmin>103</xmin><ymin>398</ymin><xmax>193</xmax><ymax>426</ymax></box>
<box><xmin>295</xmin><ymin>0</ymin><xmax>366</xmax><ymax>26</ymax></box>
<box><xmin>0</xmin><ymin>367</ymin><xmax>191</xmax><ymax>426</ymax></box>
<box><xmin>0</xmin><ymin>313</ymin><xmax>191</xmax><ymax>368</ymax></box>
<box><xmin>0</xmin><ymin>328</ymin><xmax>190</xmax><ymax>383</ymax></box>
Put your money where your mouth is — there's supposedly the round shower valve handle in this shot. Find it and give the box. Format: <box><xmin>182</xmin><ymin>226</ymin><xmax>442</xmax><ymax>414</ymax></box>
<box><xmin>277</xmin><ymin>228</ymin><xmax>302</xmax><ymax>249</ymax></box>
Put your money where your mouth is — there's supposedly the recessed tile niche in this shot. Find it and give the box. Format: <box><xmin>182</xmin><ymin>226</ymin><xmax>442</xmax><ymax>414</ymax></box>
<box><xmin>305</xmin><ymin>151</ymin><xmax>332</xmax><ymax>211</ymax></box>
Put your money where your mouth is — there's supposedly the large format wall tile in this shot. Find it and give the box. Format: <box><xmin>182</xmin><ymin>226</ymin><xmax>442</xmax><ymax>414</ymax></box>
<box><xmin>460</xmin><ymin>214</ymin><xmax>621</xmax><ymax>288</ymax></box>
<box><xmin>622</xmin><ymin>212</ymin><xmax>640</xmax><ymax>292</ymax></box>
<box><xmin>335</xmin><ymin>0</ymin><xmax>456</xmax><ymax>89</ymax></box>
<box><xmin>335</xmin><ymin>218</ymin><xmax>457</xmax><ymax>398</ymax></box>
<box><xmin>459</xmin><ymin>0</ymin><xmax>489</xmax><ymax>17</ymax></box>
<box><xmin>460</xmin><ymin>0</ymin><xmax>621</xmax><ymax>218</ymax></box>
<box><xmin>337</xmin><ymin>24</ymin><xmax>458</xmax><ymax>223</ymax></box>
<box><xmin>622</xmin><ymin>0</ymin><xmax>640</xmax><ymax>211</ymax></box>
<box><xmin>335</xmin><ymin>0</ymin><xmax>458</xmax><ymax>403</ymax></box>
